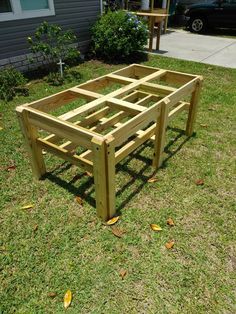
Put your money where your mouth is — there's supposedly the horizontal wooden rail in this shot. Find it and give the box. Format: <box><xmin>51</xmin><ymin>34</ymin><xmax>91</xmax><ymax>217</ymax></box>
<box><xmin>26</xmin><ymin>108</ymin><xmax>102</xmax><ymax>150</ymax></box>
<box><xmin>115</xmin><ymin>123</ymin><xmax>157</xmax><ymax>164</ymax></box>
<box><xmin>109</xmin><ymin>101</ymin><xmax>162</xmax><ymax>147</ymax></box>
<box><xmin>37</xmin><ymin>138</ymin><xmax>93</xmax><ymax>172</ymax></box>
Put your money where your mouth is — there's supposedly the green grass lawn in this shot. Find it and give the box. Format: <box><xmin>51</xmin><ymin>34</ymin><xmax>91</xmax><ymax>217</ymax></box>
<box><xmin>0</xmin><ymin>56</ymin><xmax>236</xmax><ymax>314</ymax></box>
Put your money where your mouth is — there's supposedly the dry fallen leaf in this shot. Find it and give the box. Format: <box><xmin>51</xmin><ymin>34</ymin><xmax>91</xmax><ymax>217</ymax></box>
<box><xmin>7</xmin><ymin>165</ymin><xmax>16</xmax><ymax>171</ymax></box>
<box><xmin>165</xmin><ymin>241</ymin><xmax>175</xmax><ymax>249</ymax></box>
<box><xmin>195</xmin><ymin>179</ymin><xmax>204</xmax><ymax>186</ymax></box>
<box><xmin>48</xmin><ymin>292</ymin><xmax>57</xmax><ymax>298</ymax></box>
<box><xmin>42</xmin><ymin>150</ymin><xmax>47</xmax><ymax>155</ymax></box>
<box><xmin>150</xmin><ymin>224</ymin><xmax>162</xmax><ymax>231</ymax></box>
<box><xmin>200</xmin><ymin>124</ymin><xmax>208</xmax><ymax>128</ymax></box>
<box><xmin>111</xmin><ymin>227</ymin><xmax>124</xmax><ymax>238</ymax></box>
<box><xmin>106</xmin><ymin>216</ymin><xmax>120</xmax><ymax>225</ymax></box>
<box><xmin>85</xmin><ymin>171</ymin><xmax>92</xmax><ymax>177</ymax></box>
<box><xmin>33</xmin><ymin>224</ymin><xmax>38</xmax><ymax>232</ymax></box>
<box><xmin>75</xmin><ymin>196</ymin><xmax>83</xmax><ymax>205</ymax></box>
<box><xmin>119</xmin><ymin>269</ymin><xmax>127</xmax><ymax>280</ymax></box>
<box><xmin>64</xmin><ymin>290</ymin><xmax>72</xmax><ymax>309</ymax></box>
<box><xmin>167</xmin><ymin>218</ymin><xmax>175</xmax><ymax>226</ymax></box>
<box><xmin>148</xmin><ymin>177</ymin><xmax>158</xmax><ymax>183</ymax></box>
<box><xmin>21</xmin><ymin>204</ymin><xmax>34</xmax><ymax>210</ymax></box>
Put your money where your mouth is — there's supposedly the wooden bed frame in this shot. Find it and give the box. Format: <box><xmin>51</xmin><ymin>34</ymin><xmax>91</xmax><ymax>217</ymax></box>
<box><xmin>16</xmin><ymin>64</ymin><xmax>203</xmax><ymax>221</ymax></box>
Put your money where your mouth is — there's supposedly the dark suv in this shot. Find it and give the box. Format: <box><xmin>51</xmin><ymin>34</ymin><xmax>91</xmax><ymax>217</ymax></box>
<box><xmin>185</xmin><ymin>0</ymin><xmax>236</xmax><ymax>33</ymax></box>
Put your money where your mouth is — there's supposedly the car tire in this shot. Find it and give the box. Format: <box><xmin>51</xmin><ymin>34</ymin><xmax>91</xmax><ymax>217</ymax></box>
<box><xmin>189</xmin><ymin>16</ymin><xmax>206</xmax><ymax>33</ymax></box>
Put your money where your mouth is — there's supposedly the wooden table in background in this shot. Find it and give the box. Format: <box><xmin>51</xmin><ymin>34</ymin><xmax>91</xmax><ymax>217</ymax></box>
<box><xmin>136</xmin><ymin>12</ymin><xmax>169</xmax><ymax>51</ymax></box>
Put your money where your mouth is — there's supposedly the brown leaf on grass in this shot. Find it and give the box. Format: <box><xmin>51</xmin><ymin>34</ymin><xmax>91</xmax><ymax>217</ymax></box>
<box><xmin>119</xmin><ymin>269</ymin><xmax>127</xmax><ymax>280</ymax></box>
<box><xmin>21</xmin><ymin>204</ymin><xmax>34</xmax><ymax>210</ymax></box>
<box><xmin>148</xmin><ymin>177</ymin><xmax>158</xmax><ymax>183</ymax></box>
<box><xmin>165</xmin><ymin>241</ymin><xmax>175</xmax><ymax>249</ymax></box>
<box><xmin>64</xmin><ymin>290</ymin><xmax>72</xmax><ymax>309</ymax></box>
<box><xmin>85</xmin><ymin>171</ymin><xmax>92</xmax><ymax>177</ymax></box>
<box><xmin>111</xmin><ymin>227</ymin><xmax>124</xmax><ymax>238</ymax></box>
<box><xmin>195</xmin><ymin>179</ymin><xmax>204</xmax><ymax>186</ymax></box>
<box><xmin>106</xmin><ymin>216</ymin><xmax>120</xmax><ymax>226</ymax></box>
<box><xmin>200</xmin><ymin>124</ymin><xmax>208</xmax><ymax>128</ymax></box>
<box><xmin>48</xmin><ymin>292</ymin><xmax>57</xmax><ymax>298</ymax></box>
<box><xmin>75</xmin><ymin>196</ymin><xmax>83</xmax><ymax>205</ymax></box>
<box><xmin>167</xmin><ymin>218</ymin><xmax>175</xmax><ymax>226</ymax></box>
<box><xmin>6</xmin><ymin>165</ymin><xmax>16</xmax><ymax>171</ymax></box>
<box><xmin>42</xmin><ymin>149</ymin><xmax>47</xmax><ymax>155</ymax></box>
<box><xmin>33</xmin><ymin>224</ymin><xmax>38</xmax><ymax>232</ymax></box>
<box><xmin>150</xmin><ymin>224</ymin><xmax>162</xmax><ymax>231</ymax></box>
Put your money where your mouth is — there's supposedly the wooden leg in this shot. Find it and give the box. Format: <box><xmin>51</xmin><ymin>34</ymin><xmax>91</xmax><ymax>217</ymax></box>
<box><xmin>156</xmin><ymin>22</ymin><xmax>162</xmax><ymax>51</ymax></box>
<box><xmin>152</xmin><ymin>99</ymin><xmax>170</xmax><ymax>169</ymax></box>
<box><xmin>92</xmin><ymin>136</ymin><xmax>116</xmax><ymax>221</ymax></box>
<box><xmin>186</xmin><ymin>78</ymin><xmax>203</xmax><ymax>136</ymax></box>
<box><xmin>16</xmin><ymin>108</ymin><xmax>46</xmax><ymax>179</ymax></box>
<box><xmin>149</xmin><ymin>17</ymin><xmax>155</xmax><ymax>52</ymax></box>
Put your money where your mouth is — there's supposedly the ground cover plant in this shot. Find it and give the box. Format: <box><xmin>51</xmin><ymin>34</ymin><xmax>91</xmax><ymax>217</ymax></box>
<box><xmin>0</xmin><ymin>67</ymin><xmax>27</xmax><ymax>102</ymax></box>
<box><xmin>0</xmin><ymin>56</ymin><xmax>236</xmax><ymax>313</ymax></box>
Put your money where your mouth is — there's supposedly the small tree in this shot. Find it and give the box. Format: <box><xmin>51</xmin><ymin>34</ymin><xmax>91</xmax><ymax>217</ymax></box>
<box><xmin>27</xmin><ymin>21</ymin><xmax>80</xmax><ymax>77</ymax></box>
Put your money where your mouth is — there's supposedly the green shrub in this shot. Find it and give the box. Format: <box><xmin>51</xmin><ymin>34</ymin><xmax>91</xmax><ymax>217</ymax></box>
<box><xmin>0</xmin><ymin>67</ymin><xmax>27</xmax><ymax>102</ymax></box>
<box><xmin>91</xmin><ymin>11</ymin><xmax>148</xmax><ymax>61</ymax></box>
<box><xmin>27</xmin><ymin>21</ymin><xmax>80</xmax><ymax>70</ymax></box>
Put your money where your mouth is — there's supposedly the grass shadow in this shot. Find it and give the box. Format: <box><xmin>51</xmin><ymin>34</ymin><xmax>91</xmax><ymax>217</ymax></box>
<box><xmin>44</xmin><ymin>127</ymin><xmax>194</xmax><ymax>215</ymax></box>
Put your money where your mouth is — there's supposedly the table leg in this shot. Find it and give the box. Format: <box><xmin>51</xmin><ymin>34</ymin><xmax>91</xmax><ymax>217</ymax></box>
<box><xmin>16</xmin><ymin>108</ymin><xmax>46</xmax><ymax>179</ymax></box>
<box><xmin>156</xmin><ymin>22</ymin><xmax>162</xmax><ymax>50</ymax></box>
<box><xmin>186</xmin><ymin>78</ymin><xmax>203</xmax><ymax>136</ymax></box>
<box><xmin>149</xmin><ymin>17</ymin><xmax>155</xmax><ymax>52</ymax></box>
<box><xmin>92</xmin><ymin>136</ymin><xmax>116</xmax><ymax>221</ymax></box>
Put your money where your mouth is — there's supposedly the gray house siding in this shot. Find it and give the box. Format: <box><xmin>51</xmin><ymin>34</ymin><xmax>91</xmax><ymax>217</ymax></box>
<box><xmin>0</xmin><ymin>0</ymin><xmax>101</xmax><ymax>70</ymax></box>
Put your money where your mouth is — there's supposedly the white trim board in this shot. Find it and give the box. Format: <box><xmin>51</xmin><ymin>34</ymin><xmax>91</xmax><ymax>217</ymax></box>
<box><xmin>0</xmin><ymin>0</ymin><xmax>55</xmax><ymax>22</ymax></box>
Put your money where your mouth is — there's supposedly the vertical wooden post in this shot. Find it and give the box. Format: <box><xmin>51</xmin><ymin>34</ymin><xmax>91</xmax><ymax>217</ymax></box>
<box><xmin>156</xmin><ymin>21</ymin><xmax>162</xmax><ymax>50</ymax></box>
<box><xmin>164</xmin><ymin>0</ymin><xmax>170</xmax><ymax>34</ymax></box>
<box><xmin>16</xmin><ymin>107</ymin><xmax>46</xmax><ymax>179</ymax></box>
<box><xmin>92</xmin><ymin>135</ymin><xmax>116</xmax><ymax>221</ymax></box>
<box><xmin>186</xmin><ymin>77</ymin><xmax>203</xmax><ymax>136</ymax></box>
<box><xmin>149</xmin><ymin>16</ymin><xmax>155</xmax><ymax>51</ymax></box>
<box><xmin>152</xmin><ymin>98</ymin><xmax>170</xmax><ymax>169</ymax></box>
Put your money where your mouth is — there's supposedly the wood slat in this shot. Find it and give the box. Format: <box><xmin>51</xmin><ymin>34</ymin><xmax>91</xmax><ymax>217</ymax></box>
<box><xmin>37</xmin><ymin>138</ymin><xmax>93</xmax><ymax>172</ymax></box>
<box><xmin>115</xmin><ymin>123</ymin><xmax>156</xmax><ymax>164</ymax></box>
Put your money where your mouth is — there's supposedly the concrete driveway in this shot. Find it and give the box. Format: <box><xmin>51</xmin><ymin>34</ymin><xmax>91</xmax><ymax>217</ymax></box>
<box><xmin>152</xmin><ymin>29</ymin><xmax>236</xmax><ymax>68</ymax></box>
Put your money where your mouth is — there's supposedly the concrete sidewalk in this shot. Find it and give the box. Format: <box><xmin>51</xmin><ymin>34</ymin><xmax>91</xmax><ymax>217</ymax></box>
<box><xmin>152</xmin><ymin>29</ymin><xmax>236</xmax><ymax>68</ymax></box>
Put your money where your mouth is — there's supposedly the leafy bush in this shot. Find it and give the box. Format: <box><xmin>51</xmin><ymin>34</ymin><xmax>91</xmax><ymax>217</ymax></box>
<box><xmin>0</xmin><ymin>67</ymin><xmax>28</xmax><ymax>102</ymax></box>
<box><xmin>27</xmin><ymin>21</ymin><xmax>80</xmax><ymax>70</ymax></box>
<box><xmin>91</xmin><ymin>10</ymin><xmax>148</xmax><ymax>61</ymax></box>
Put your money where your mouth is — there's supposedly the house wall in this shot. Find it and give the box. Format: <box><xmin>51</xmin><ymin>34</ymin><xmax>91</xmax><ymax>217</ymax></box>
<box><xmin>0</xmin><ymin>0</ymin><xmax>101</xmax><ymax>71</ymax></box>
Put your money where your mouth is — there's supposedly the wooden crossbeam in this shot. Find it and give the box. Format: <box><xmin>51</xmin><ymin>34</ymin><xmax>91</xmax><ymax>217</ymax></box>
<box><xmin>37</xmin><ymin>138</ymin><xmax>93</xmax><ymax>172</ymax></box>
